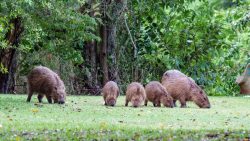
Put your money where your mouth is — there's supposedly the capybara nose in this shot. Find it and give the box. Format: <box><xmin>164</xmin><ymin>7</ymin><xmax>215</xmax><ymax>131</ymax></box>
<box><xmin>58</xmin><ymin>101</ymin><xmax>65</xmax><ymax>104</ymax></box>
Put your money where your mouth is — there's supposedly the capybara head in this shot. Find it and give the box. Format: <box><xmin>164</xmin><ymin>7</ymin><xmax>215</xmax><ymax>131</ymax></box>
<box><xmin>160</xmin><ymin>95</ymin><xmax>174</xmax><ymax>108</ymax></box>
<box><xmin>131</xmin><ymin>95</ymin><xmax>143</xmax><ymax>108</ymax></box>
<box><xmin>54</xmin><ymin>87</ymin><xmax>66</xmax><ymax>104</ymax></box>
<box><xmin>106</xmin><ymin>95</ymin><xmax>116</xmax><ymax>106</ymax></box>
<box><xmin>190</xmin><ymin>83</ymin><xmax>210</xmax><ymax>108</ymax></box>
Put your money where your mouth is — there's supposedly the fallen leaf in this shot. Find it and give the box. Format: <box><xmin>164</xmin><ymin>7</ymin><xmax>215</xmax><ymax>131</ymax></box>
<box><xmin>31</xmin><ymin>108</ymin><xmax>39</xmax><ymax>113</ymax></box>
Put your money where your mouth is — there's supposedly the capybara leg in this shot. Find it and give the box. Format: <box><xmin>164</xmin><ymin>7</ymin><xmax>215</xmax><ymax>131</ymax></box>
<box><xmin>125</xmin><ymin>99</ymin><xmax>129</xmax><ymax>106</ymax></box>
<box><xmin>104</xmin><ymin>101</ymin><xmax>107</xmax><ymax>105</ymax></box>
<box><xmin>46</xmin><ymin>95</ymin><xmax>52</xmax><ymax>104</ymax></box>
<box><xmin>156</xmin><ymin>100</ymin><xmax>161</xmax><ymax>107</ymax></box>
<box><xmin>26</xmin><ymin>90</ymin><xmax>33</xmax><ymax>102</ymax></box>
<box><xmin>179</xmin><ymin>97</ymin><xmax>187</xmax><ymax>108</ymax></box>
<box><xmin>153</xmin><ymin>103</ymin><xmax>156</xmax><ymax>107</ymax></box>
<box><xmin>53</xmin><ymin>98</ymin><xmax>58</xmax><ymax>103</ymax></box>
<box><xmin>144</xmin><ymin>99</ymin><xmax>148</xmax><ymax>106</ymax></box>
<box><xmin>173</xmin><ymin>100</ymin><xmax>177</xmax><ymax>107</ymax></box>
<box><xmin>37</xmin><ymin>94</ymin><xmax>44</xmax><ymax>103</ymax></box>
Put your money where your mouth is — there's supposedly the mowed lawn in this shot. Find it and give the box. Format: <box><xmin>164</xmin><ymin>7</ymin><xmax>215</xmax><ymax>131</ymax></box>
<box><xmin>0</xmin><ymin>94</ymin><xmax>250</xmax><ymax>140</ymax></box>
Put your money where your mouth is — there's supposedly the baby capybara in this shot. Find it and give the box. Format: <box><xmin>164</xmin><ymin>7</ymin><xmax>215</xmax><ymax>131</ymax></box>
<box><xmin>102</xmin><ymin>81</ymin><xmax>119</xmax><ymax>106</ymax></box>
<box><xmin>161</xmin><ymin>70</ymin><xmax>210</xmax><ymax>108</ymax></box>
<box><xmin>144</xmin><ymin>81</ymin><xmax>174</xmax><ymax>108</ymax></box>
<box><xmin>26</xmin><ymin>66</ymin><xmax>66</xmax><ymax>104</ymax></box>
<box><xmin>125</xmin><ymin>82</ymin><xmax>146</xmax><ymax>107</ymax></box>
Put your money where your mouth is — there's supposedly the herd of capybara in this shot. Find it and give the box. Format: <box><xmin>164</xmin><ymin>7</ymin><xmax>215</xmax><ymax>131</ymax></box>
<box><xmin>26</xmin><ymin>66</ymin><xmax>211</xmax><ymax>108</ymax></box>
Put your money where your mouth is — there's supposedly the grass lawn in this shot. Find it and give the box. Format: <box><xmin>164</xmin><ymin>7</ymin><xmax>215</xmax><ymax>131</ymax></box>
<box><xmin>0</xmin><ymin>94</ymin><xmax>250</xmax><ymax>140</ymax></box>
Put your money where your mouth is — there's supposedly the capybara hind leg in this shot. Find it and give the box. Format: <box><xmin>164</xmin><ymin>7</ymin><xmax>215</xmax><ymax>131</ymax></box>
<box><xmin>38</xmin><ymin>94</ymin><xmax>44</xmax><ymax>103</ymax></box>
<box><xmin>144</xmin><ymin>99</ymin><xmax>148</xmax><ymax>106</ymax></box>
<box><xmin>26</xmin><ymin>91</ymin><xmax>33</xmax><ymax>102</ymax></box>
<box><xmin>173</xmin><ymin>100</ymin><xmax>177</xmax><ymax>107</ymax></box>
<box><xmin>46</xmin><ymin>95</ymin><xmax>52</xmax><ymax>104</ymax></box>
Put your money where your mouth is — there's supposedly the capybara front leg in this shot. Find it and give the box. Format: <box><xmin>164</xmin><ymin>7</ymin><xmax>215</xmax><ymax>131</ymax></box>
<box><xmin>144</xmin><ymin>99</ymin><xmax>148</xmax><ymax>106</ymax></box>
<box><xmin>125</xmin><ymin>99</ymin><xmax>129</xmax><ymax>106</ymax></box>
<box><xmin>179</xmin><ymin>96</ymin><xmax>187</xmax><ymax>108</ymax></box>
<box><xmin>46</xmin><ymin>95</ymin><xmax>52</xmax><ymax>104</ymax></box>
<box><xmin>156</xmin><ymin>100</ymin><xmax>161</xmax><ymax>107</ymax></box>
<box><xmin>26</xmin><ymin>90</ymin><xmax>33</xmax><ymax>102</ymax></box>
<box><xmin>38</xmin><ymin>94</ymin><xmax>44</xmax><ymax>103</ymax></box>
<box><xmin>53</xmin><ymin>98</ymin><xmax>58</xmax><ymax>103</ymax></box>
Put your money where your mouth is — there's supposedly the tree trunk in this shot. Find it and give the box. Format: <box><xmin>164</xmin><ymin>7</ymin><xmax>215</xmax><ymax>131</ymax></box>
<box><xmin>100</xmin><ymin>25</ymin><xmax>109</xmax><ymax>85</ymax></box>
<box><xmin>0</xmin><ymin>17</ymin><xmax>23</xmax><ymax>93</ymax></box>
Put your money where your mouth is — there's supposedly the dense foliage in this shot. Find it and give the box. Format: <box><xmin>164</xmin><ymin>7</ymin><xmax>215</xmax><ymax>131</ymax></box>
<box><xmin>0</xmin><ymin>0</ymin><xmax>249</xmax><ymax>95</ymax></box>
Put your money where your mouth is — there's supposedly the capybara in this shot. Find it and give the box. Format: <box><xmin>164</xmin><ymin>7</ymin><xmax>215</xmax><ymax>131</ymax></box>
<box><xmin>144</xmin><ymin>81</ymin><xmax>174</xmax><ymax>108</ymax></box>
<box><xmin>26</xmin><ymin>66</ymin><xmax>66</xmax><ymax>104</ymax></box>
<box><xmin>102</xmin><ymin>81</ymin><xmax>119</xmax><ymax>106</ymax></box>
<box><xmin>125</xmin><ymin>82</ymin><xmax>146</xmax><ymax>107</ymax></box>
<box><xmin>236</xmin><ymin>63</ymin><xmax>250</xmax><ymax>94</ymax></box>
<box><xmin>161</xmin><ymin>70</ymin><xmax>210</xmax><ymax>108</ymax></box>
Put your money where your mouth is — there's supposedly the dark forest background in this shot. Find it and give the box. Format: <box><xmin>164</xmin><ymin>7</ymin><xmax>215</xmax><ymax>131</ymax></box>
<box><xmin>0</xmin><ymin>0</ymin><xmax>249</xmax><ymax>96</ymax></box>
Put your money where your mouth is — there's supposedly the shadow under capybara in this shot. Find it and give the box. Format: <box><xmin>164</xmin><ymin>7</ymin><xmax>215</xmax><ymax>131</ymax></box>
<box><xmin>102</xmin><ymin>81</ymin><xmax>119</xmax><ymax>106</ymax></box>
<box><xmin>161</xmin><ymin>70</ymin><xmax>210</xmax><ymax>108</ymax></box>
<box><xmin>144</xmin><ymin>81</ymin><xmax>174</xmax><ymax>108</ymax></box>
<box><xmin>125</xmin><ymin>82</ymin><xmax>146</xmax><ymax>107</ymax></box>
<box><xmin>26</xmin><ymin>66</ymin><xmax>66</xmax><ymax>104</ymax></box>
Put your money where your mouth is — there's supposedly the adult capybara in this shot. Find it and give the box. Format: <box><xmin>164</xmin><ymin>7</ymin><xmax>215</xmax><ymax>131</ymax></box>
<box><xmin>144</xmin><ymin>81</ymin><xmax>174</xmax><ymax>108</ymax></box>
<box><xmin>125</xmin><ymin>82</ymin><xmax>146</xmax><ymax>107</ymax></box>
<box><xmin>236</xmin><ymin>63</ymin><xmax>250</xmax><ymax>94</ymax></box>
<box><xmin>26</xmin><ymin>66</ymin><xmax>66</xmax><ymax>104</ymax></box>
<box><xmin>161</xmin><ymin>70</ymin><xmax>210</xmax><ymax>108</ymax></box>
<box><xmin>102</xmin><ymin>81</ymin><xmax>119</xmax><ymax>106</ymax></box>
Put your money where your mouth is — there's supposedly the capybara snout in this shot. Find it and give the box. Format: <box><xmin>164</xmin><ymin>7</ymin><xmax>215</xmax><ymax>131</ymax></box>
<box><xmin>107</xmin><ymin>97</ymin><xmax>116</xmax><ymax>106</ymax></box>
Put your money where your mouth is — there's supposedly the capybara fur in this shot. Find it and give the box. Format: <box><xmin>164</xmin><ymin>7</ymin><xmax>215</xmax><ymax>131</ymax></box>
<box><xmin>102</xmin><ymin>81</ymin><xmax>119</xmax><ymax>106</ymax></box>
<box><xmin>144</xmin><ymin>81</ymin><xmax>174</xmax><ymax>108</ymax></box>
<box><xmin>125</xmin><ymin>82</ymin><xmax>146</xmax><ymax>107</ymax></box>
<box><xmin>161</xmin><ymin>70</ymin><xmax>210</xmax><ymax>108</ymax></box>
<box><xmin>26</xmin><ymin>66</ymin><xmax>66</xmax><ymax>104</ymax></box>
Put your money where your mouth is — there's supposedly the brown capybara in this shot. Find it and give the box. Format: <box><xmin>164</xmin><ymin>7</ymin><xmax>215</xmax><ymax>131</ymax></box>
<box><xmin>26</xmin><ymin>66</ymin><xmax>66</xmax><ymax>104</ymax></box>
<box><xmin>102</xmin><ymin>81</ymin><xmax>119</xmax><ymax>106</ymax></box>
<box><xmin>161</xmin><ymin>70</ymin><xmax>210</xmax><ymax>108</ymax></box>
<box><xmin>236</xmin><ymin>63</ymin><xmax>250</xmax><ymax>94</ymax></box>
<box><xmin>125</xmin><ymin>82</ymin><xmax>146</xmax><ymax>107</ymax></box>
<box><xmin>144</xmin><ymin>81</ymin><xmax>174</xmax><ymax>108</ymax></box>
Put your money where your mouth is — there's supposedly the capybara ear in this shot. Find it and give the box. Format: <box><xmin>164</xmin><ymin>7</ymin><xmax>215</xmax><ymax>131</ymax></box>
<box><xmin>190</xmin><ymin>83</ymin><xmax>196</xmax><ymax>89</ymax></box>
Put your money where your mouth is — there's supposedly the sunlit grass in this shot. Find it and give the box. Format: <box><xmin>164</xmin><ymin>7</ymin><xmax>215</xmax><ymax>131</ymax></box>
<box><xmin>0</xmin><ymin>94</ymin><xmax>250</xmax><ymax>140</ymax></box>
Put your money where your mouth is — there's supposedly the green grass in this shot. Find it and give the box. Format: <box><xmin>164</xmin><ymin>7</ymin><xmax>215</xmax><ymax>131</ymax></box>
<box><xmin>0</xmin><ymin>94</ymin><xmax>250</xmax><ymax>140</ymax></box>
